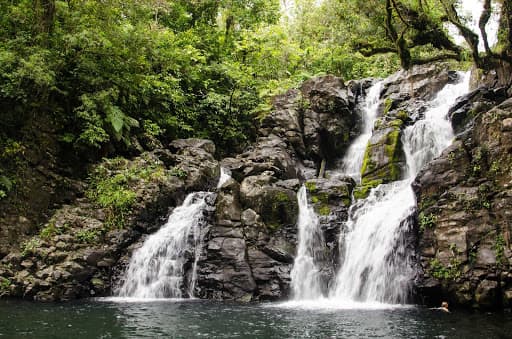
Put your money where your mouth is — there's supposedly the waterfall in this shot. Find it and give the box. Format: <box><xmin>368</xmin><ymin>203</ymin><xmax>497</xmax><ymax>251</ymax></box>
<box><xmin>217</xmin><ymin>167</ymin><xmax>232</xmax><ymax>189</ymax></box>
<box><xmin>290</xmin><ymin>186</ymin><xmax>324</xmax><ymax>300</ymax></box>
<box><xmin>117</xmin><ymin>168</ymin><xmax>230</xmax><ymax>299</ymax></box>
<box><xmin>330</xmin><ymin>72</ymin><xmax>470</xmax><ymax>304</ymax></box>
<box><xmin>117</xmin><ymin>192</ymin><xmax>211</xmax><ymax>299</ymax></box>
<box><xmin>341</xmin><ymin>81</ymin><xmax>383</xmax><ymax>180</ymax></box>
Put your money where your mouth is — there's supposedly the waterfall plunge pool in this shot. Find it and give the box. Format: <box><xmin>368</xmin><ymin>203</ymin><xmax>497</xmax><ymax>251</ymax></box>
<box><xmin>1</xmin><ymin>299</ymin><xmax>512</xmax><ymax>338</ymax></box>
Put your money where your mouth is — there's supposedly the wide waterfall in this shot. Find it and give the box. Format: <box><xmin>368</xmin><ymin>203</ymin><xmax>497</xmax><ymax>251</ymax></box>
<box><xmin>331</xmin><ymin>72</ymin><xmax>471</xmax><ymax>304</ymax></box>
<box><xmin>290</xmin><ymin>185</ymin><xmax>324</xmax><ymax>299</ymax></box>
<box><xmin>341</xmin><ymin>81</ymin><xmax>383</xmax><ymax>180</ymax></box>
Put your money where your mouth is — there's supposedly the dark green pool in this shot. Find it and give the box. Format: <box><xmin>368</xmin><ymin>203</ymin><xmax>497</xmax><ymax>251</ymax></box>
<box><xmin>1</xmin><ymin>299</ymin><xmax>511</xmax><ymax>338</ymax></box>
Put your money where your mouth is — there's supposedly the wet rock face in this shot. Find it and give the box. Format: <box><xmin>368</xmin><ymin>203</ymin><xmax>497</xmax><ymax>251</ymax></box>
<box><xmin>300</xmin><ymin>76</ymin><xmax>358</xmax><ymax>164</ymax></box>
<box><xmin>0</xmin><ymin>139</ymin><xmax>219</xmax><ymax>301</ymax></box>
<box><xmin>194</xmin><ymin>178</ymin><xmax>296</xmax><ymax>301</ymax></box>
<box><xmin>304</xmin><ymin>178</ymin><xmax>355</xmax><ymax>289</ymax></box>
<box><xmin>352</xmin><ymin>64</ymin><xmax>456</xmax><ymax>200</ymax></box>
<box><xmin>414</xmin><ymin>98</ymin><xmax>512</xmax><ymax>310</ymax></box>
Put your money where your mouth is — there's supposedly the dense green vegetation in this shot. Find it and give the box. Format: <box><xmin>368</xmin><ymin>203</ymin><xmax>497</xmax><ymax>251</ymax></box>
<box><xmin>0</xmin><ymin>0</ymin><xmax>511</xmax><ymax>202</ymax></box>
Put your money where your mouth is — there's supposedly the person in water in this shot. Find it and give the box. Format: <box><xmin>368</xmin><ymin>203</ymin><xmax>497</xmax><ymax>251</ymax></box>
<box><xmin>440</xmin><ymin>301</ymin><xmax>450</xmax><ymax>312</ymax></box>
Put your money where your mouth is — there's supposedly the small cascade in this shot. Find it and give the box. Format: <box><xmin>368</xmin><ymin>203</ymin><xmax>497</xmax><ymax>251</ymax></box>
<box><xmin>290</xmin><ymin>186</ymin><xmax>324</xmax><ymax>300</ymax></box>
<box><xmin>217</xmin><ymin>167</ymin><xmax>232</xmax><ymax>189</ymax></box>
<box><xmin>117</xmin><ymin>192</ymin><xmax>212</xmax><ymax>298</ymax></box>
<box><xmin>341</xmin><ymin>81</ymin><xmax>383</xmax><ymax>180</ymax></box>
<box><xmin>117</xmin><ymin>168</ymin><xmax>230</xmax><ymax>299</ymax></box>
<box><xmin>331</xmin><ymin>72</ymin><xmax>470</xmax><ymax>304</ymax></box>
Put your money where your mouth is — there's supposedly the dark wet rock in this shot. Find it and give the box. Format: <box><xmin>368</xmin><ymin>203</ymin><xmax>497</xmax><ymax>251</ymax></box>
<box><xmin>414</xmin><ymin>98</ymin><xmax>512</xmax><ymax>310</ymax></box>
<box><xmin>300</xmin><ymin>76</ymin><xmax>358</xmax><ymax>164</ymax></box>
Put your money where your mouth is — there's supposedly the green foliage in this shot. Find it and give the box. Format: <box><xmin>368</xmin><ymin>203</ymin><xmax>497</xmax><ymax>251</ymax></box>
<box><xmin>0</xmin><ymin>174</ymin><xmax>12</xmax><ymax>200</ymax></box>
<box><xmin>419</xmin><ymin>212</ymin><xmax>437</xmax><ymax>232</ymax></box>
<box><xmin>429</xmin><ymin>258</ymin><xmax>462</xmax><ymax>280</ymax></box>
<box><xmin>169</xmin><ymin>167</ymin><xmax>187</xmax><ymax>179</ymax></box>
<box><xmin>21</xmin><ymin>238</ymin><xmax>40</xmax><ymax>257</ymax></box>
<box><xmin>495</xmin><ymin>234</ymin><xmax>506</xmax><ymax>266</ymax></box>
<box><xmin>87</xmin><ymin>163</ymin><xmax>136</xmax><ymax>228</ymax></box>
<box><xmin>0</xmin><ymin>277</ymin><xmax>10</xmax><ymax>295</ymax></box>
<box><xmin>39</xmin><ymin>220</ymin><xmax>69</xmax><ymax>239</ymax></box>
<box><xmin>86</xmin><ymin>157</ymin><xmax>168</xmax><ymax>227</ymax></box>
<box><xmin>318</xmin><ymin>205</ymin><xmax>331</xmax><ymax>216</ymax></box>
<box><xmin>76</xmin><ymin>229</ymin><xmax>101</xmax><ymax>244</ymax></box>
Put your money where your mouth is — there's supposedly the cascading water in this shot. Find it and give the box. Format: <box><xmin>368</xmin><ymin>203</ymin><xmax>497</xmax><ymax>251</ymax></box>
<box><xmin>341</xmin><ymin>81</ymin><xmax>383</xmax><ymax>180</ymax></box>
<box><xmin>217</xmin><ymin>167</ymin><xmax>232</xmax><ymax>189</ymax></box>
<box><xmin>117</xmin><ymin>169</ymin><xmax>231</xmax><ymax>299</ymax></box>
<box><xmin>289</xmin><ymin>80</ymin><xmax>386</xmax><ymax>303</ymax></box>
<box><xmin>290</xmin><ymin>185</ymin><xmax>324</xmax><ymax>300</ymax></box>
<box><xmin>330</xmin><ymin>72</ymin><xmax>471</xmax><ymax>304</ymax></box>
<box><xmin>117</xmin><ymin>192</ymin><xmax>212</xmax><ymax>299</ymax></box>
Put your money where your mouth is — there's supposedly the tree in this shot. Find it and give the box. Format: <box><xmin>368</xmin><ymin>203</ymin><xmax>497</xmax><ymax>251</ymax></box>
<box><xmin>334</xmin><ymin>0</ymin><xmax>512</xmax><ymax>70</ymax></box>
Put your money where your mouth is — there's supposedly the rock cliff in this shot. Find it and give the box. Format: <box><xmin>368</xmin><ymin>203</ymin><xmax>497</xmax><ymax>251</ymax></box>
<box><xmin>1</xmin><ymin>62</ymin><xmax>511</xmax><ymax>310</ymax></box>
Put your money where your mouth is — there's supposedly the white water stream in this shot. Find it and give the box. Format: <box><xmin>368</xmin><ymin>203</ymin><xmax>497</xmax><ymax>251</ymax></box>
<box><xmin>330</xmin><ymin>72</ymin><xmax>471</xmax><ymax>304</ymax></box>
<box><xmin>290</xmin><ymin>186</ymin><xmax>324</xmax><ymax>299</ymax></box>
<box><xmin>341</xmin><ymin>81</ymin><xmax>383</xmax><ymax>180</ymax></box>
<box><xmin>117</xmin><ymin>192</ymin><xmax>211</xmax><ymax>299</ymax></box>
<box><xmin>117</xmin><ymin>168</ymin><xmax>231</xmax><ymax>299</ymax></box>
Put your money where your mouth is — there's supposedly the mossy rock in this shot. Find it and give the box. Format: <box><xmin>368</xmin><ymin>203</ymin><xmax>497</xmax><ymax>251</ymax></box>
<box><xmin>361</xmin><ymin>123</ymin><xmax>404</xmax><ymax>185</ymax></box>
<box><xmin>258</xmin><ymin>188</ymin><xmax>298</xmax><ymax>230</ymax></box>
<box><xmin>353</xmin><ymin>179</ymin><xmax>383</xmax><ymax>200</ymax></box>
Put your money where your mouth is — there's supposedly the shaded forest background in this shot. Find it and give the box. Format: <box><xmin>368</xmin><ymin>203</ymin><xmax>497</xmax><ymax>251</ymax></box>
<box><xmin>0</xmin><ymin>0</ymin><xmax>511</xmax><ymax>200</ymax></box>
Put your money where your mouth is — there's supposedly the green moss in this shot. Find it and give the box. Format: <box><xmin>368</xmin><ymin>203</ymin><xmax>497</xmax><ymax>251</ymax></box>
<box><xmin>318</xmin><ymin>205</ymin><xmax>330</xmax><ymax>216</ymax></box>
<box><xmin>312</xmin><ymin>192</ymin><xmax>329</xmax><ymax>204</ymax></box>
<box><xmin>21</xmin><ymin>238</ymin><xmax>40</xmax><ymax>257</ymax></box>
<box><xmin>353</xmin><ymin>179</ymin><xmax>383</xmax><ymax>200</ymax></box>
<box><xmin>342</xmin><ymin>131</ymin><xmax>350</xmax><ymax>142</ymax></box>
<box><xmin>170</xmin><ymin>167</ymin><xmax>187</xmax><ymax>179</ymax></box>
<box><xmin>261</xmin><ymin>190</ymin><xmax>298</xmax><ymax>231</ymax></box>
<box><xmin>374</xmin><ymin>118</ymin><xmax>384</xmax><ymax>130</ymax></box>
<box><xmin>384</xmin><ymin>97</ymin><xmax>393</xmax><ymax>115</ymax></box>
<box><xmin>385</xmin><ymin>129</ymin><xmax>401</xmax><ymax>158</ymax></box>
<box><xmin>305</xmin><ymin>181</ymin><xmax>317</xmax><ymax>193</ymax></box>
<box><xmin>396</xmin><ymin>110</ymin><xmax>408</xmax><ymax>121</ymax></box>
<box><xmin>274</xmin><ymin>191</ymin><xmax>291</xmax><ymax>203</ymax></box>
<box><xmin>389</xmin><ymin>119</ymin><xmax>403</xmax><ymax>128</ymax></box>
<box><xmin>418</xmin><ymin>196</ymin><xmax>436</xmax><ymax>210</ymax></box>
<box><xmin>360</xmin><ymin>142</ymin><xmax>375</xmax><ymax>176</ymax></box>
<box><xmin>86</xmin><ymin>158</ymin><xmax>166</xmax><ymax>228</ymax></box>
<box><xmin>266</xmin><ymin>222</ymin><xmax>281</xmax><ymax>230</ymax></box>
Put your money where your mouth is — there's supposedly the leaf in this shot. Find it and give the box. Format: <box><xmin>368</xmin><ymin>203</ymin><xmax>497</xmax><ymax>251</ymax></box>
<box><xmin>0</xmin><ymin>176</ymin><xmax>12</xmax><ymax>191</ymax></box>
<box><xmin>106</xmin><ymin>106</ymin><xmax>125</xmax><ymax>138</ymax></box>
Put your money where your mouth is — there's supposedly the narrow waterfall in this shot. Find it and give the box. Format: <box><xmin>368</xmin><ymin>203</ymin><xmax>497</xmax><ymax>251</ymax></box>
<box><xmin>341</xmin><ymin>81</ymin><xmax>383</xmax><ymax>180</ymax></box>
<box><xmin>117</xmin><ymin>192</ymin><xmax>212</xmax><ymax>299</ymax></box>
<box><xmin>290</xmin><ymin>185</ymin><xmax>324</xmax><ymax>299</ymax></box>
<box><xmin>331</xmin><ymin>72</ymin><xmax>470</xmax><ymax>304</ymax></box>
<box><xmin>217</xmin><ymin>167</ymin><xmax>232</xmax><ymax>189</ymax></box>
